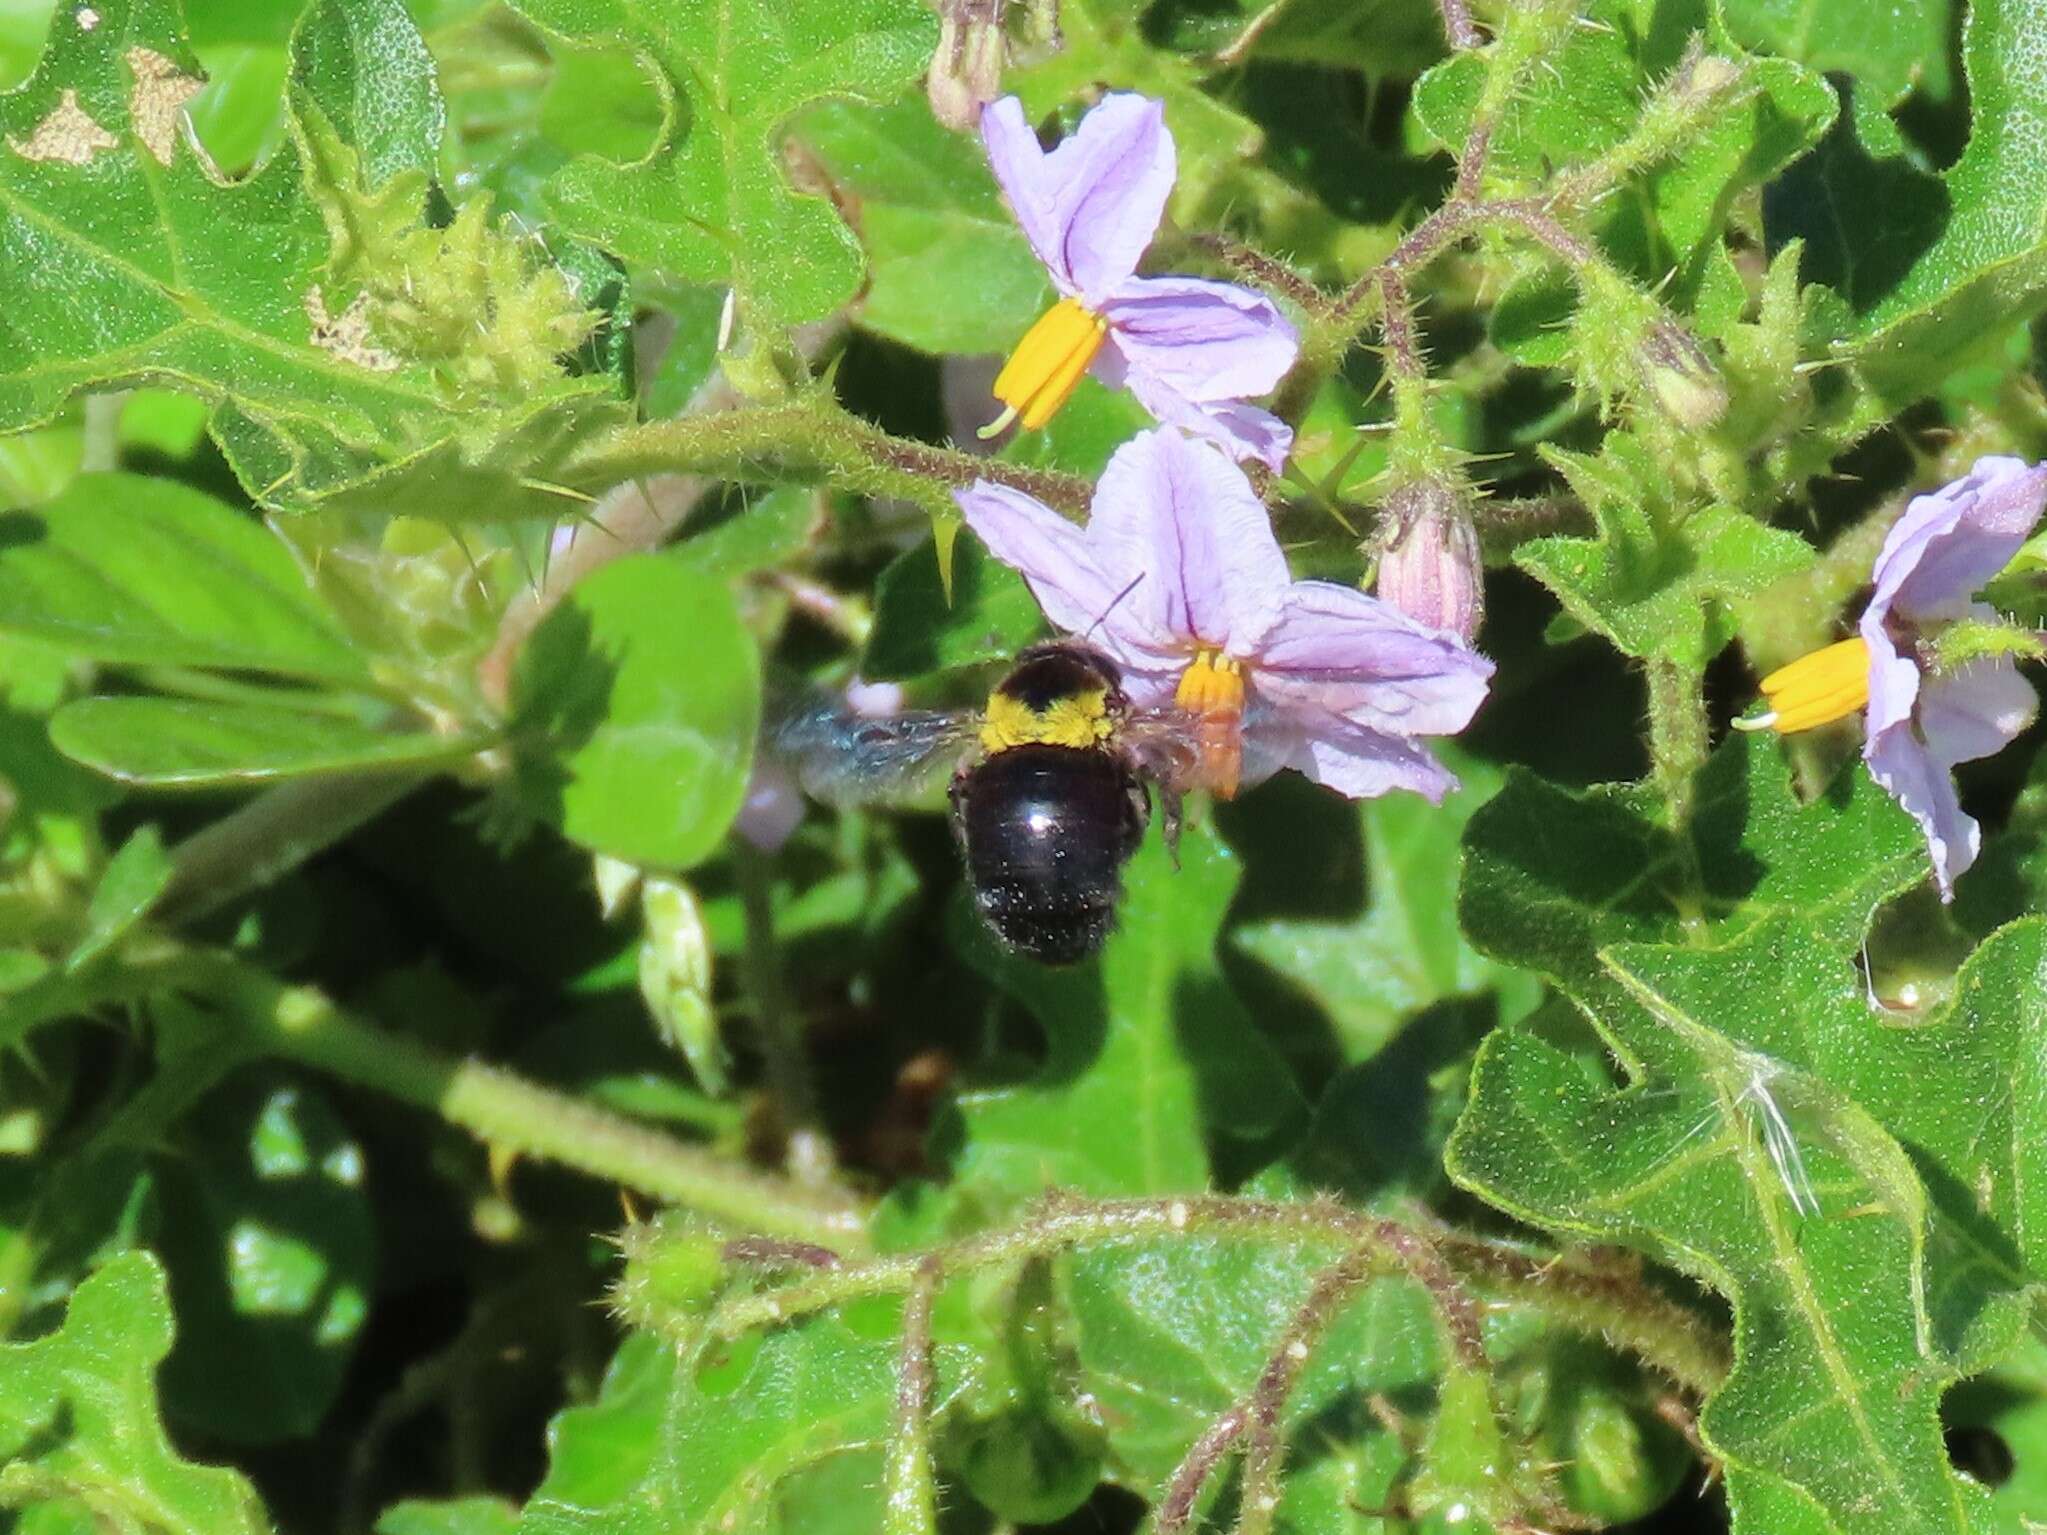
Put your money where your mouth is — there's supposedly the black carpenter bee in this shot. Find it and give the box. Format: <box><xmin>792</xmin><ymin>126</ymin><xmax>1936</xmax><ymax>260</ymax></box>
<box><xmin>767</xmin><ymin>640</ymin><xmax>1219</xmax><ymax>964</ymax></box>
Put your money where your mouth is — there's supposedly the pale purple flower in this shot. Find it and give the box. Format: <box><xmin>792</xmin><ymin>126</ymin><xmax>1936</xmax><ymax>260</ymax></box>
<box><xmin>980</xmin><ymin>94</ymin><xmax>1298</xmax><ymax>471</ymax></box>
<box><xmin>956</xmin><ymin>428</ymin><xmax>1493</xmax><ymax>801</ymax></box>
<box><xmin>1860</xmin><ymin>455</ymin><xmax>2046</xmax><ymax>898</ymax></box>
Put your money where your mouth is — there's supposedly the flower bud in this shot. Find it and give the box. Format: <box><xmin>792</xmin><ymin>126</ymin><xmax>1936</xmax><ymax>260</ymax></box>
<box><xmin>638</xmin><ymin>876</ymin><xmax>726</xmax><ymax>1094</ymax></box>
<box><xmin>1374</xmin><ymin>480</ymin><xmax>1484</xmax><ymax>642</ymax></box>
<box><xmin>927</xmin><ymin>0</ymin><xmax>1007</xmax><ymax>132</ymax></box>
<box><xmin>734</xmin><ymin>757</ymin><xmax>805</xmax><ymax>853</ymax></box>
<box><xmin>1638</xmin><ymin>318</ymin><xmax>1727</xmax><ymax>430</ymax></box>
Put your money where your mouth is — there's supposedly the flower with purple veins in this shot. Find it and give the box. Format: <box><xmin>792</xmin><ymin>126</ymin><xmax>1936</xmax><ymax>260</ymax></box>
<box><xmin>1737</xmin><ymin>454</ymin><xmax>2047</xmax><ymax>898</ymax></box>
<box><xmin>955</xmin><ymin>427</ymin><xmax>1493</xmax><ymax>802</ymax></box>
<box><xmin>978</xmin><ymin>93</ymin><xmax>1299</xmax><ymax>471</ymax></box>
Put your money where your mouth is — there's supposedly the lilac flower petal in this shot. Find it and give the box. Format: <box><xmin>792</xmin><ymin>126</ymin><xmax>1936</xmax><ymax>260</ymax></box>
<box><xmin>1917</xmin><ymin>653</ymin><xmax>2037</xmax><ymax>768</ymax></box>
<box><xmin>1252</xmin><ymin>707</ymin><xmax>1461</xmax><ymax>802</ymax></box>
<box><xmin>981</xmin><ymin>93</ymin><xmax>1174</xmax><ymax>306</ymax></box>
<box><xmin>1858</xmin><ymin>612</ymin><xmax>1919</xmax><ymax>739</ymax></box>
<box><xmin>954</xmin><ymin>479</ymin><xmax>1174</xmax><ymax>664</ymax></box>
<box><xmin>1046</xmin><ymin>94</ymin><xmax>1175</xmax><ymax>306</ymax></box>
<box><xmin>1089</xmin><ymin>427</ymin><xmax>1291</xmax><ymax>653</ymax></box>
<box><xmin>979</xmin><ymin>98</ymin><xmax>1069</xmax><ymax>292</ymax></box>
<box><xmin>1096</xmin><ymin>333</ymin><xmax>1295</xmax><ymax>471</ymax></box>
<box><xmin>1099</xmin><ymin>277</ymin><xmax>1299</xmax><ymax>400</ymax></box>
<box><xmin>1255</xmin><ymin>581</ymin><xmax>1493</xmax><ymax>736</ymax></box>
<box><xmin>1869</xmin><ymin>455</ymin><xmax>2047</xmax><ymax>626</ymax></box>
<box><xmin>1864</xmin><ymin>716</ymin><xmax>1979</xmax><ymax>899</ymax></box>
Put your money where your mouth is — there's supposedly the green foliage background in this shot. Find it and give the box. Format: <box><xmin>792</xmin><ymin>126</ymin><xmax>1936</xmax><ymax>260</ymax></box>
<box><xmin>0</xmin><ymin>0</ymin><xmax>2044</xmax><ymax>1532</ymax></box>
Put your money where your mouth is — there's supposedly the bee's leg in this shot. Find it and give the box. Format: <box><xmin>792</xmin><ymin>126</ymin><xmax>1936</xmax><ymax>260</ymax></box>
<box><xmin>1155</xmin><ymin>781</ymin><xmax>1183</xmax><ymax>869</ymax></box>
<box><xmin>947</xmin><ymin>767</ymin><xmax>973</xmax><ymax>857</ymax></box>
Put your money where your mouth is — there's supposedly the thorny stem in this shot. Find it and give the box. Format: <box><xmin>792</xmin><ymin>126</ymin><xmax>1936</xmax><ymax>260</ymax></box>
<box><xmin>1185</xmin><ymin>233</ymin><xmax>1332</xmax><ymax>319</ymax></box>
<box><xmin>698</xmin><ymin>1194</ymin><xmax>1722</xmax><ymax>1396</ymax></box>
<box><xmin>480</xmin><ymin>315</ymin><xmax>848</xmax><ymax>707</ymax></box>
<box><xmin>564</xmin><ymin>397</ymin><xmax>1094</xmax><ymax>523</ymax></box>
<box><xmin>1236</xmin><ymin>1245</ymin><xmax>1383</xmax><ymax>1535</ymax></box>
<box><xmin>1544</xmin><ymin>40</ymin><xmax>1750</xmax><ymax>215</ymax></box>
<box><xmin>884</xmin><ymin>1257</ymin><xmax>944</xmax><ymax>1535</ymax></box>
<box><xmin>1437</xmin><ymin>1236</ymin><xmax>1730</xmax><ymax>1396</ymax></box>
<box><xmin>1646</xmin><ymin>658</ymin><xmax>1711</xmax><ymax>838</ymax></box>
<box><xmin>1435</xmin><ymin>0</ymin><xmax>1481</xmax><ymax>50</ymax></box>
<box><xmin>220</xmin><ymin>967</ymin><xmax>869</xmax><ymax>1248</ymax></box>
<box><xmin>1157</xmin><ymin>1406</ymin><xmax>1250</xmax><ymax>1535</ymax></box>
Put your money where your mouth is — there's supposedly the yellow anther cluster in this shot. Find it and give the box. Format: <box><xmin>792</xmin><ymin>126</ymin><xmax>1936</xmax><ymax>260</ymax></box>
<box><xmin>983</xmin><ymin>297</ymin><xmax>1110</xmax><ymax>436</ymax></box>
<box><xmin>1174</xmin><ymin>651</ymin><xmax>1246</xmax><ymax>717</ymax></box>
<box><xmin>1737</xmin><ymin>637</ymin><xmax>1871</xmax><ymax>734</ymax></box>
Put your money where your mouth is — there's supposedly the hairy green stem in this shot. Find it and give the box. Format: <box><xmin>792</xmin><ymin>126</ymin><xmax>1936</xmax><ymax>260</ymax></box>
<box><xmin>564</xmin><ymin>398</ymin><xmax>1095</xmax><ymax>524</ymax></box>
<box><xmin>80</xmin><ymin>391</ymin><xmax>128</xmax><ymax>474</ymax></box>
<box><xmin>883</xmin><ymin>1257</ymin><xmax>944</xmax><ymax>1535</ymax></box>
<box><xmin>155</xmin><ymin>772</ymin><xmax>427</xmax><ymax>929</ymax></box>
<box><xmin>223</xmin><ymin>970</ymin><xmax>868</xmax><ymax>1248</ymax></box>
<box><xmin>1438</xmin><ymin>1237</ymin><xmax>1730</xmax><ymax>1396</ymax></box>
<box><xmin>698</xmin><ymin>1194</ymin><xmax>1723</xmax><ymax>1396</ymax></box>
<box><xmin>1645</xmin><ymin>659</ymin><xmax>1713</xmax><ymax>917</ymax></box>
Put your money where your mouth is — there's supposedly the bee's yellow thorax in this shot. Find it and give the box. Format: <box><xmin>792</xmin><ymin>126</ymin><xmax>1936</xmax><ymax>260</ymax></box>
<box><xmin>980</xmin><ymin>684</ymin><xmax>1115</xmax><ymax>754</ymax></box>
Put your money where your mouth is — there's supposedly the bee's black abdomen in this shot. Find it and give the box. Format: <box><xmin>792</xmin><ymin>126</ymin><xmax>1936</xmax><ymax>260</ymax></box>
<box><xmin>951</xmin><ymin>743</ymin><xmax>1148</xmax><ymax>964</ymax></box>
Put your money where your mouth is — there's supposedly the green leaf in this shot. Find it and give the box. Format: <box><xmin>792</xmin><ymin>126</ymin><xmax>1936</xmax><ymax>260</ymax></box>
<box><xmin>1446</xmin><ymin>735</ymin><xmax>2005</xmax><ymax>1533</ymax></box>
<box><xmin>947</xmin><ymin>820</ymin><xmax>1304</xmax><ymax>1202</ymax></box>
<box><xmin>862</xmin><ymin>530</ymin><xmax>1044</xmax><ymax>683</ymax></box>
<box><xmin>67</xmin><ymin>823</ymin><xmax>170</xmax><ymax>971</ymax></box>
<box><xmin>1612</xmin><ymin>914</ymin><xmax>2047</xmax><ymax>1319</ymax></box>
<box><xmin>0</xmin><ymin>473</ymin><xmax>362</xmax><ymax>681</ymax></box>
<box><xmin>1412</xmin><ymin>1</ymin><xmax>1834</xmax><ymax>266</ymax></box>
<box><xmin>152</xmin><ymin>1071</ymin><xmax>374</xmax><ymax>1443</ymax></box>
<box><xmin>1812</xmin><ymin>0</ymin><xmax>2047</xmax><ymax>397</ymax></box>
<box><xmin>1145</xmin><ymin>0</ymin><xmax>1446</xmax><ymax>73</ymax></box>
<box><xmin>49</xmin><ymin>697</ymin><xmax>481</xmax><ymax>785</ymax></box>
<box><xmin>502</xmin><ymin>0</ymin><xmax>936</xmax><ymax>330</ymax></box>
<box><xmin>1007</xmin><ymin>0</ymin><xmax>1266</xmax><ymax>226</ymax></box>
<box><xmin>375</xmin><ymin>1500</ymin><xmax>519</xmax><ymax>1535</ymax></box>
<box><xmin>512</xmin><ymin>552</ymin><xmax>760</xmax><ymax>872</ymax></box>
<box><xmin>678</xmin><ymin>485</ymin><xmax>821</xmax><ymax>582</ymax></box>
<box><xmin>0</xmin><ymin>0</ymin><xmax>625</xmax><ymax>519</ymax></box>
<box><xmin>1233</xmin><ymin>752</ymin><xmax>1542</xmax><ymax>1063</ymax></box>
<box><xmin>517</xmin><ymin>1321</ymin><xmax>913</xmax><ymax>1535</ymax></box>
<box><xmin>0</xmin><ymin>1249</ymin><xmax>273</xmax><ymax>1531</ymax></box>
<box><xmin>1515</xmin><ymin>439</ymin><xmax>1815</xmax><ymax>665</ymax></box>
<box><xmin>1069</xmin><ymin>1237</ymin><xmax>1436</xmax><ymax>1492</ymax></box>
<box><xmin>1722</xmin><ymin>0</ymin><xmax>1952</xmax><ymax>111</ymax></box>
<box><xmin>796</xmin><ymin>93</ymin><xmax>1052</xmax><ymax>355</ymax></box>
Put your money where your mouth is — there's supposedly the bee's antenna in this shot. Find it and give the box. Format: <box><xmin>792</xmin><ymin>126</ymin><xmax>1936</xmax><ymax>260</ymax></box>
<box><xmin>1083</xmin><ymin>573</ymin><xmax>1144</xmax><ymax>643</ymax></box>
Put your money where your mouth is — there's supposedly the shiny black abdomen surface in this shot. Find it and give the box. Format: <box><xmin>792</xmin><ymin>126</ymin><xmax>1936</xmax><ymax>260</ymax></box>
<box><xmin>950</xmin><ymin>743</ymin><xmax>1149</xmax><ymax>964</ymax></box>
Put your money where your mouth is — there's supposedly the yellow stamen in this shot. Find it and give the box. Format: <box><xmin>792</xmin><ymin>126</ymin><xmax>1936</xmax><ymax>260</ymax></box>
<box><xmin>1734</xmin><ymin>637</ymin><xmax>1871</xmax><ymax>734</ymax></box>
<box><xmin>985</xmin><ymin>296</ymin><xmax>1108</xmax><ymax>435</ymax></box>
<box><xmin>1175</xmin><ymin>651</ymin><xmax>1248</xmax><ymax>798</ymax></box>
<box><xmin>1175</xmin><ymin>650</ymin><xmax>1247</xmax><ymax>716</ymax></box>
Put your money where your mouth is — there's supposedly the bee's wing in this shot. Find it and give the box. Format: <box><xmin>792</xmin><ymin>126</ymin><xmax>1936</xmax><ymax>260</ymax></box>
<box><xmin>1118</xmin><ymin>704</ymin><xmax>1204</xmax><ymax>792</ymax></box>
<box><xmin>767</xmin><ymin>695</ymin><xmax>980</xmax><ymax>807</ymax></box>
<box><xmin>1119</xmin><ymin>696</ymin><xmax>1295</xmax><ymax>794</ymax></box>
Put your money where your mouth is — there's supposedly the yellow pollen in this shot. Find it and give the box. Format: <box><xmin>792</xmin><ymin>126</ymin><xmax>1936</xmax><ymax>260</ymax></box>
<box><xmin>983</xmin><ymin>296</ymin><xmax>1108</xmax><ymax>436</ymax></box>
<box><xmin>1734</xmin><ymin>636</ymin><xmax>1871</xmax><ymax>734</ymax></box>
<box><xmin>1175</xmin><ymin>650</ymin><xmax>1247</xmax><ymax>716</ymax></box>
<box><xmin>980</xmin><ymin>684</ymin><xmax>1113</xmax><ymax>754</ymax></box>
